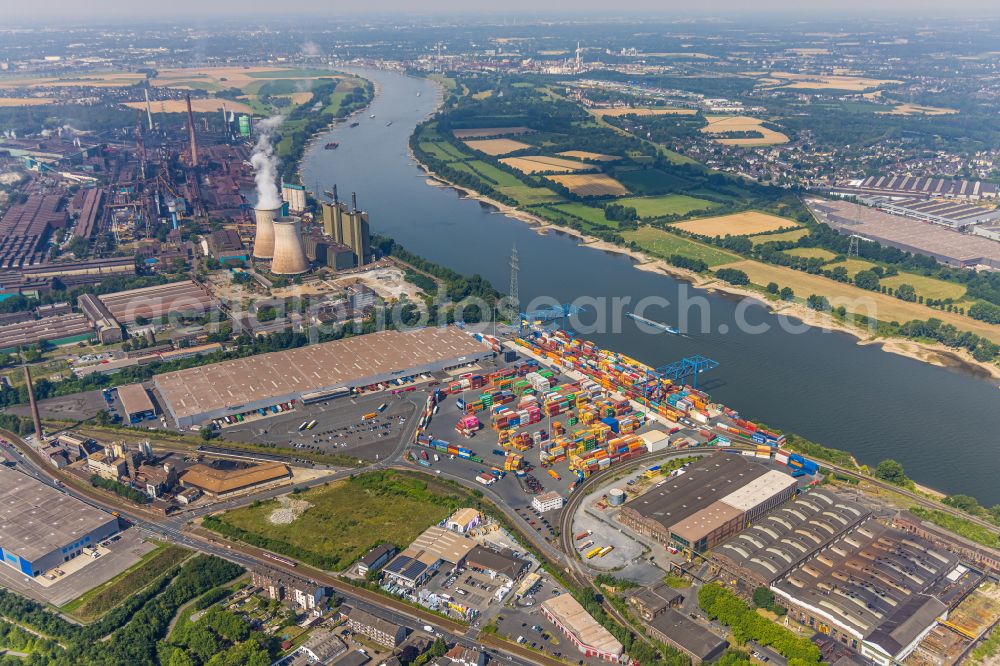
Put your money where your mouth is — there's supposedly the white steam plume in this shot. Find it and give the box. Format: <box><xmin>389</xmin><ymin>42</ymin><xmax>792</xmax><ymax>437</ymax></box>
<box><xmin>251</xmin><ymin>115</ymin><xmax>284</xmax><ymax>210</ymax></box>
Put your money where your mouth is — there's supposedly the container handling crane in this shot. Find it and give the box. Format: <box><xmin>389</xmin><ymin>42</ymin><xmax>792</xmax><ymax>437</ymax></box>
<box><xmin>642</xmin><ymin>355</ymin><xmax>720</xmax><ymax>405</ymax></box>
<box><xmin>519</xmin><ymin>303</ymin><xmax>584</xmax><ymax>337</ymax></box>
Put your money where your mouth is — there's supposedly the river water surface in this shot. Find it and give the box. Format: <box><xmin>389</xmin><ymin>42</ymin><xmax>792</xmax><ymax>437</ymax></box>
<box><xmin>301</xmin><ymin>68</ymin><xmax>1000</xmax><ymax>505</ymax></box>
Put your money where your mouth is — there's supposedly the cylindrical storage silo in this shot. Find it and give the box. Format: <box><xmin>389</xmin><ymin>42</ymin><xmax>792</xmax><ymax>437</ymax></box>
<box><xmin>270</xmin><ymin>215</ymin><xmax>310</xmax><ymax>275</ymax></box>
<box><xmin>252</xmin><ymin>206</ymin><xmax>280</xmax><ymax>259</ymax></box>
<box><xmin>608</xmin><ymin>488</ymin><xmax>626</xmax><ymax>506</ymax></box>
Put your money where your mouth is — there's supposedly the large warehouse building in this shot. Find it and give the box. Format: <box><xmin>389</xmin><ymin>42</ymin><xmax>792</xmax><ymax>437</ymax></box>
<box><xmin>770</xmin><ymin>518</ymin><xmax>962</xmax><ymax>666</ymax></box>
<box><xmin>0</xmin><ymin>466</ymin><xmax>119</xmax><ymax>578</ymax></box>
<box><xmin>154</xmin><ymin>326</ymin><xmax>492</xmax><ymax>428</ymax></box>
<box><xmin>618</xmin><ymin>454</ymin><xmax>798</xmax><ymax>558</ymax></box>
<box><xmin>710</xmin><ymin>489</ymin><xmax>871</xmax><ymax>593</ymax></box>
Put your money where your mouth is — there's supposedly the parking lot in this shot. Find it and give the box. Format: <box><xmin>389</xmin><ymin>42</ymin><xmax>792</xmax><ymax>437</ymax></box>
<box><xmin>220</xmin><ymin>390</ymin><xmax>422</xmax><ymax>462</ymax></box>
<box><xmin>0</xmin><ymin>529</ymin><xmax>155</xmax><ymax>607</ymax></box>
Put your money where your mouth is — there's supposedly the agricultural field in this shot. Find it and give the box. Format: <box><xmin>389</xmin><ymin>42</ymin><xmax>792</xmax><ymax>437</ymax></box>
<box><xmin>500</xmin><ymin>155</ymin><xmax>588</xmax><ymax>174</ymax></box>
<box><xmin>559</xmin><ymin>150</ymin><xmax>620</xmax><ymax>162</ymax></box>
<box><xmin>499</xmin><ymin>185</ymin><xmax>564</xmax><ymax>206</ymax></box>
<box><xmin>204</xmin><ymin>471</ymin><xmax>462</xmax><ymax>570</ymax></box>
<box><xmin>672</xmin><ymin>211</ymin><xmax>798</xmax><ymax>237</ymax></box>
<box><xmin>616</xmin><ymin>194</ymin><xmax>718</xmax><ymax>219</ymax></box>
<box><xmin>452</xmin><ymin>126</ymin><xmax>533</xmax><ymax>139</ymax></box>
<box><xmin>420</xmin><ymin>142</ymin><xmax>460</xmax><ymax>161</ymax></box>
<box><xmin>467</xmin><ymin>160</ymin><xmax>525</xmax><ymax>187</ymax></box>
<box><xmin>761</xmin><ymin>71</ymin><xmax>902</xmax><ymax>91</ymax></box>
<box><xmin>549</xmin><ymin>202</ymin><xmax>616</xmax><ymax>228</ymax></box>
<box><xmin>0</xmin><ymin>72</ymin><xmax>147</xmax><ymax>88</ymax></box>
<box><xmin>547</xmin><ymin>173</ymin><xmax>629</xmax><ymax>196</ymax></box>
<box><xmin>60</xmin><ymin>544</ymin><xmax>191</xmax><ymax>623</ymax></box>
<box><xmin>123</xmin><ymin>98</ymin><xmax>254</xmax><ymax>114</ymax></box>
<box><xmin>751</xmin><ymin>228</ymin><xmax>810</xmax><ymax>246</ymax></box>
<box><xmin>151</xmin><ymin>66</ymin><xmax>334</xmax><ymax>92</ymax></box>
<box><xmin>880</xmin><ymin>273</ymin><xmax>968</xmax><ymax>301</ymax></box>
<box><xmin>464</xmin><ymin>138</ymin><xmax>533</xmax><ymax>155</ymax></box>
<box><xmin>0</xmin><ymin>97</ymin><xmax>54</xmax><ymax>106</ymax></box>
<box><xmin>715</xmin><ymin>260</ymin><xmax>1000</xmax><ymax>342</ymax></box>
<box><xmin>879</xmin><ymin>103</ymin><xmax>958</xmax><ymax>116</ymax></box>
<box><xmin>700</xmin><ymin>115</ymin><xmax>789</xmax><ymax>146</ymax></box>
<box><xmin>623</xmin><ymin>226</ymin><xmax>741</xmax><ymax>267</ymax></box>
<box><xmin>589</xmin><ymin>107</ymin><xmax>698</xmax><ymax>117</ymax></box>
<box><xmin>614</xmin><ymin>168</ymin><xmax>694</xmax><ymax>195</ymax></box>
<box><xmin>823</xmin><ymin>257</ymin><xmax>880</xmax><ymax>277</ymax></box>
<box><xmin>782</xmin><ymin>247</ymin><xmax>840</xmax><ymax>261</ymax></box>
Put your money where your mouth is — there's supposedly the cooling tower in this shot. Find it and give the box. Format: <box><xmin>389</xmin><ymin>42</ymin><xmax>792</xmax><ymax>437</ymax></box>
<box><xmin>270</xmin><ymin>215</ymin><xmax>310</xmax><ymax>275</ymax></box>
<box><xmin>252</xmin><ymin>206</ymin><xmax>280</xmax><ymax>259</ymax></box>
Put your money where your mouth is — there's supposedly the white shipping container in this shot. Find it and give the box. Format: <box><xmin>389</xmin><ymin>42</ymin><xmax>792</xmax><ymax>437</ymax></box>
<box><xmin>775</xmin><ymin>452</ymin><xmax>790</xmax><ymax>465</ymax></box>
<box><xmin>690</xmin><ymin>412</ymin><xmax>709</xmax><ymax>424</ymax></box>
<box><xmin>646</xmin><ymin>436</ymin><xmax>671</xmax><ymax>453</ymax></box>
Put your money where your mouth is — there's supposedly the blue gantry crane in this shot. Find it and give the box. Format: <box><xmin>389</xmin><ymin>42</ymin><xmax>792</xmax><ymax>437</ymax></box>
<box><xmin>642</xmin><ymin>354</ymin><xmax>720</xmax><ymax>406</ymax></box>
<box><xmin>519</xmin><ymin>304</ymin><xmax>584</xmax><ymax>337</ymax></box>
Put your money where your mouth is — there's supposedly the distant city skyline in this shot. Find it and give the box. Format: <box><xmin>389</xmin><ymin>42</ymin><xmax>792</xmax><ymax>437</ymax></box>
<box><xmin>9</xmin><ymin>0</ymin><xmax>1000</xmax><ymax>21</ymax></box>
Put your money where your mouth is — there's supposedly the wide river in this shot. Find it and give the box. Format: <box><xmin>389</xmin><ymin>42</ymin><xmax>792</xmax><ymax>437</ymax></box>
<box><xmin>302</xmin><ymin>68</ymin><xmax>1000</xmax><ymax>505</ymax></box>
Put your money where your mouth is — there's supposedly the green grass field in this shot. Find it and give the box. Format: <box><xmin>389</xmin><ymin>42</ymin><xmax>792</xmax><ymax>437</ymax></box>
<box><xmin>467</xmin><ymin>160</ymin><xmax>524</xmax><ymax>187</ymax></box>
<box><xmin>324</xmin><ymin>90</ymin><xmax>349</xmax><ymax>115</ymax></box>
<box><xmin>880</xmin><ymin>273</ymin><xmax>967</xmax><ymax>300</ymax></box>
<box><xmin>614</xmin><ymin>168</ymin><xmax>693</xmax><ymax>195</ymax></box>
<box><xmin>616</xmin><ymin>194</ymin><xmax>717</xmax><ymax>218</ymax></box>
<box><xmin>623</xmin><ymin>226</ymin><xmax>741</xmax><ymax>267</ymax></box>
<box><xmin>500</xmin><ymin>185</ymin><xmax>564</xmax><ymax>206</ymax></box>
<box><xmin>207</xmin><ymin>471</ymin><xmax>462</xmax><ymax>571</ymax></box>
<box><xmin>245</xmin><ymin>68</ymin><xmax>334</xmax><ymax>79</ymax></box>
<box><xmin>782</xmin><ymin>247</ymin><xmax>840</xmax><ymax>261</ymax></box>
<box><xmin>751</xmin><ymin>228</ymin><xmax>810</xmax><ymax>246</ymax></box>
<box><xmin>551</xmin><ymin>202</ymin><xmax>616</xmax><ymax>227</ymax></box>
<box><xmin>419</xmin><ymin>142</ymin><xmax>458</xmax><ymax>161</ymax></box>
<box><xmin>60</xmin><ymin>544</ymin><xmax>191</xmax><ymax>622</ymax></box>
<box><xmin>824</xmin><ymin>258</ymin><xmax>880</xmax><ymax>277</ymax></box>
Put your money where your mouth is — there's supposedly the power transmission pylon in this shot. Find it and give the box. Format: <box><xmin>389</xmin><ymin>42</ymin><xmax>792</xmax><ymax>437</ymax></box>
<box><xmin>509</xmin><ymin>244</ymin><xmax>519</xmax><ymax>320</ymax></box>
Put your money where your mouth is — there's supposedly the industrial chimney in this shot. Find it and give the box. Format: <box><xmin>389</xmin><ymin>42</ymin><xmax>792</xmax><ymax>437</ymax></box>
<box><xmin>252</xmin><ymin>206</ymin><xmax>280</xmax><ymax>259</ymax></box>
<box><xmin>185</xmin><ymin>93</ymin><xmax>198</xmax><ymax>167</ymax></box>
<box><xmin>270</xmin><ymin>215</ymin><xmax>310</xmax><ymax>275</ymax></box>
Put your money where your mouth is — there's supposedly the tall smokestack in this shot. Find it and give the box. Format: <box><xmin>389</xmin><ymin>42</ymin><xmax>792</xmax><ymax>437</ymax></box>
<box><xmin>185</xmin><ymin>93</ymin><xmax>198</xmax><ymax>167</ymax></box>
<box><xmin>221</xmin><ymin>102</ymin><xmax>228</xmax><ymax>136</ymax></box>
<box><xmin>270</xmin><ymin>216</ymin><xmax>310</xmax><ymax>275</ymax></box>
<box><xmin>22</xmin><ymin>364</ymin><xmax>43</xmax><ymax>442</ymax></box>
<box><xmin>333</xmin><ymin>184</ymin><xmax>338</xmax><ymax>205</ymax></box>
<box><xmin>351</xmin><ymin>192</ymin><xmax>357</xmax><ymax>213</ymax></box>
<box><xmin>253</xmin><ymin>206</ymin><xmax>280</xmax><ymax>259</ymax></box>
<box><xmin>144</xmin><ymin>88</ymin><xmax>153</xmax><ymax>131</ymax></box>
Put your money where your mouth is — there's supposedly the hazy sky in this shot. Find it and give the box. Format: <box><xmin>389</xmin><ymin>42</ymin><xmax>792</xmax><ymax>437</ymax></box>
<box><xmin>9</xmin><ymin>0</ymin><xmax>1000</xmax><ymax>21</ymax></box>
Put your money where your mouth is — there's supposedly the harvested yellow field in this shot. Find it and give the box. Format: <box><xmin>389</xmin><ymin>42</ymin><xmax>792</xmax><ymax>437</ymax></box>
<box><xmin>673</xmin><ymin>211</ymin><xmax>798</xmax><ymax>237</ymax></box>
<box><xmin>0</xmin><ymin>72</ymin><xmax>146</xmax><ymax>88</ymax></box>
<box><xmin>558</xmin><ymin>151</ymin><xmax>621</xmax><ymax>162</ymax></box>
<box><xmin>472</xmin><ymin>90</ymin><xmax>494</xmax><ymax>100</ymax></box>
<box><xmin>500</xmin><ymin>156</ymin><xmax>587</xmax><ymax>174</ymax></box>
<box><xmin>878</xmin><ymin>103</ymin><xmax>957</xmax><ymax>116</ymax></box>
<box><xmin>151</xmin><ymin>66</ymin><xmax>329</xmax><ymax>90</ymax></box>
<box><xmin>463</xmin><ymin>138</ymin><xmax>533</xmax><ymax>156</ymax></box>
<box><xmin>280</xmin><ymin>92</ymin><xmax>314</xmax><ymax>104</ymax></box>
<box><xmin>590</xmin><ymin>107</ymin><xmax>697</xmax><ymax>117</ymax></box>
<box><xmin>452</xmin><ymin>127</ymin><xmax>532</xmax><ymax>139</ymax></box>
<box><xmin>765</xmin><ymin>71</ymin><xmax>901</xmax><ymax>91</ymax></box>
<box><xmin>546</xmin><ymin>173</ymin><xmax>629</xmax><ymax>197</ymax></box>
<box><xmin>783</xmin><ymin>247</ymin><xmax>839</xmax><ymax>261</ymax></box>
<box><xmin>123</xmin><ymin>98</ymin><xmax>254</xmax><ymax>114</ymax></box>
<box><xmin>0</xmin><ymin>97</ymin><xmax>54</xmax><ymax>106</ymax></box>
<box><xmin>701</xmin><ymin>116</ymin><xmax>789</xmax><ymax>146</ymax></box>
<box><xmin>716</xmin><ymin>260</ymin><xmax>1000</xmax><ymax>342</ymax></box>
